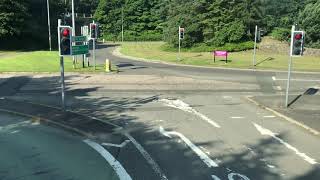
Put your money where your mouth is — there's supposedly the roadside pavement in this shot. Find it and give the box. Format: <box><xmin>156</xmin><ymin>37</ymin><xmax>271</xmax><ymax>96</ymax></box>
<box><xmin>250</xmin><ymin>94</ymin><xmax>320</xmax><ymax>134</ymax></box>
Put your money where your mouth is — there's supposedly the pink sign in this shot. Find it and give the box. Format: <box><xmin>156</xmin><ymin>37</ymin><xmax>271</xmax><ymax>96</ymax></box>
<box><xmin>213</xmin><ymin>51</ymin><xmax>228</xmax><ymax>56</ymax></box>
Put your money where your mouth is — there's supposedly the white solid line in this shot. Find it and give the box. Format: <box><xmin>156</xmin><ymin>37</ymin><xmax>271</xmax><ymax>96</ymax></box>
<box><xmin>83</xmin><ymin>139</ymin><xmax>132</xmax><ymax>180</ymax></box>
<box><xmin>275</xmin><ymin>78</ymin><xmax>320</xmax><ymax>82</ymax></box>
<box><xmin>159</xmin><ymin>99</ymin><xmax>221</xmax><ymax>128</ymax></box>
<box><xmin>124</xmin><ymin>133</ymin><xmax>169</xmax><ymax>180</ymax></box>
<box><xmin>102</xmin><ymin>140</ymin><xmax>131</xmax><ymax>148</ymax></box>
<box><xmin>0</xmin><ymin>121</ymin><xmax>30</xmax><ymax>132</ymax></box>
<box><xmin>253</xmin><ymin>123</ymin><xmax>318</xmax><ymax>165</ymax></box>
<box><xmin>272</xmin><ymin>76</ymin><xmax>276</xmax><ymax>81</ymax></box>
<box><xmin>231</xmin><ymin>117</ymin><xmax>245</xmax><ymax>119</ymax></box>
<box><xmin>160</xmin><ymin>127</ymin><xmax>219</xmax><ymax>168</ymax></box>
<box><xmin>263</xmin><ymin>115</ymin><xmax>276</xmax><ymax>118</ymax></box>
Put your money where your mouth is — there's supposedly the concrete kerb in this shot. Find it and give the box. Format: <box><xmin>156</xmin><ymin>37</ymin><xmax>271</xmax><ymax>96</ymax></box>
<box><xmin>113</xmin><ymin>46</ymin><xmax>320</xmax><ymax>75</ymax></box>
<box><xmin>0</xmin><ymin>98</ymin><xmax>124</xmax><ymax>140</ymax></box>
<box><xmin>245</xmin><ymin>96</ymin><xmax>320</xmax><ymax>136</ymax></box>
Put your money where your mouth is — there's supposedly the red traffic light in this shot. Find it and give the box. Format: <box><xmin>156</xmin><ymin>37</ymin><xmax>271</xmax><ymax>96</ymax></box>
<box><xmin>91</xmin><ymin>24</ymin><xmax>96</xmax><ymax>29</ymax></box>
<box><xmin>295</xmin><ymin>33</ymin><xmax>302</xmax><ymax>40</ymax></box>
<box><xmin>62</xmin><ymin>28</ymin><xmax>70</xmax><ymax>37</ymax></box>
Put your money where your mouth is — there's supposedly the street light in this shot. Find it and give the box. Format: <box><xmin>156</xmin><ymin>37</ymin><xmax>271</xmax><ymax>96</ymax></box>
<box><xmin>46</xmin><ymin>0</ymin><xmax>52</xmax><ymax>51</ymax></box>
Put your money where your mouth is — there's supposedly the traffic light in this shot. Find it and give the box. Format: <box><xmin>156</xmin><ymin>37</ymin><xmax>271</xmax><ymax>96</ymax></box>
<box><xmin>291</xmin><ymin>31</ymin><xmax>305</xmax><ymax>56</ymax></box>
<box><xmin>90</xmin><ymin>23</ymin><xmax>97</xmax><ymax>39</ymax></box>
<box><xmin>59</xmin><ymin>26</ymin><xmax>72</xmax><ymax>56</ymax></box>
<box><xmin>179</xmin><ymin>28</ymin><xmax>185</xmax><ymax>40</ymax></box>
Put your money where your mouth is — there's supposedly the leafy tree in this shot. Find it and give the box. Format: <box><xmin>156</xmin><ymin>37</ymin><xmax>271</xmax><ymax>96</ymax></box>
<box><xmin>0</xmin><ymin>0</ymin><xmax>28</xmax><ymax>38</ymax></box>
<box><xmin>299</xmin><ymin>0</ymin><xmax>320</xmax><ymax>48</ymax></box>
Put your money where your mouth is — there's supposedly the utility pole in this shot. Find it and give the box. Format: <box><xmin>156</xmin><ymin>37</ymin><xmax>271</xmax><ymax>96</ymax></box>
<box><xmin>121</xmin><ymin>7</ymin><xmax>124</xmax><ymax>42</ymax></box>
<box><xmin>46</xmin><ymin>0</ymin><xmax>52</xmax><ymax>51</ymax></box>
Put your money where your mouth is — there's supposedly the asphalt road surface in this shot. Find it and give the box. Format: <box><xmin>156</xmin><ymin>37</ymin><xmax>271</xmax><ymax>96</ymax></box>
<box><xmin>0</xmin><ymin>43</ymin><xmax>320</xmax><ymax>180</ymax></box>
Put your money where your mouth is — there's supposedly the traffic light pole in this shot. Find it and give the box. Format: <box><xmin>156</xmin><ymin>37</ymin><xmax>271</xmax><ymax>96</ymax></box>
<box><xmin>178</xmin><ymin>26</ymin><xmax>181</xmax><ymax>61</ymax></box>
<box><xmin>60</xmin><ymin>56</ymin><xmax>66</xmax><ymax>111</ymax></box>
<box><xmin>93</xmin><ymin>38</ymin><xmax>96</xmax><ymax>70</ymax></box>
<box><xmin>285</xmin><ymin>25</ymin><xmax>295</xmax><ymax>108</ymax></box>
<box><xmin>252</xmin><ymin>25</ymin><xmax>258</xmax><ymax>67</ymax></box>
<box><xmin>71</xmin><ymin>0</ymin><xmax>76</xmax><ymax>69</ymax></box>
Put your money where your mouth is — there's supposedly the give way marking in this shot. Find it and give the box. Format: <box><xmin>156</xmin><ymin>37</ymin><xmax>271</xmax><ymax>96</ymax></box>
<box><xmin>159</xmin><ymin>99</ymin><xmax>221</xmax><ymax>128</ymax></box>
<box><xmin>159</xmin><ymin>126</ymin><xmax>219</xmax><ymax>168</ymax></box>
<box><xmin>253</xmin><ymin>123</ymin><xmax>318</xmax><ymax>165</ymax></box>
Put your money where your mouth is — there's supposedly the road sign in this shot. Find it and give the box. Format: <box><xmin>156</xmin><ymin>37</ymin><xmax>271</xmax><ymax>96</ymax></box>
<box><xmin>72</xmin><ymin>36</ymin><xmax>87</xmax><ymax>42</ymax></box>
<box><xmin>72</xmin><ymin>45</ymin><xmax>89</xmax><ymax>55</ymax></box>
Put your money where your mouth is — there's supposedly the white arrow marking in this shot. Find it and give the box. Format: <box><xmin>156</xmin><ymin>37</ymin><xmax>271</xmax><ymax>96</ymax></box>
<box><xmin>253</xmin><ymin>123</ymin><xmax>318</xmax><ymax>165</ymax></box>
<box><xmin>159</xmin><ymin>99</ymin><xmax>221</xmax><ymax>128</ymax></box>
<box><xmin>84</xmin><ymin>139</ymin><xmax>132</xmax><ymax>180</ymax></box>
<box><xmin>102</xmin><ymin>140</ymin><xmax>131</xmax><ymax>148</ymax></box>
<box><xmin>160</xmin><ymin>126</ymin><xmax>219</xmax><ymax>168</ymax></box>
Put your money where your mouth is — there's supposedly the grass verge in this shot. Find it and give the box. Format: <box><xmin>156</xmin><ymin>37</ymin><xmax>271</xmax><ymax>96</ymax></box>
<box><xmin>0</xmin><ymin>51</ymin><xmax>115</xmax><ymax>73</ymax></box>
<box><xmin>120</xmin><ymin>42</ymin><xmax>320</xmax><ymax>71</ymax></box>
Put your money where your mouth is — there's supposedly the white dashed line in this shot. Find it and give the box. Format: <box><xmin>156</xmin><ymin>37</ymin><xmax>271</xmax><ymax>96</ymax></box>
<box><xmin>272</xmin><ymin>76</ymin><xmax>276</xmax><ymax>81</ymax></box>
<box><xmin>231</xmin><ymin>117</ymin><xmax>245</xmax><ymax>119</ymax></box>
<box><xmin>102</xmin><ymin>140</ymin><xmax>131</xmax><ymax>148</ymax></box>
<box><xmin>263</xmin><ymin>115</ymin><xmax>276</xmax><ymax>118</ymax></box>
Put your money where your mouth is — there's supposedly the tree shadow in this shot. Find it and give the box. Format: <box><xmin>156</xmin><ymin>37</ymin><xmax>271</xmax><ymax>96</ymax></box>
<box><xmin>0</xmin><ymin>74</ymin><xmax>319</xmax><ymax>180</ymax></box>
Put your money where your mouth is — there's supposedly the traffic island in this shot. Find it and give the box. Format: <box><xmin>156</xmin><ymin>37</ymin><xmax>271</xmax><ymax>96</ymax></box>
<box><xmin>247</xmin><ymin>95</ymin><xmax>320</xmax><ymax>136</ymax></box>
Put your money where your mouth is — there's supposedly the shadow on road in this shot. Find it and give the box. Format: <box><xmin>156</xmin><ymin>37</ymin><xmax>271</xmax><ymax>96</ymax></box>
<box><xmin>0</xmin><ymin>74</ymin><xmax>319</xmax><ymax>180</ymax></box>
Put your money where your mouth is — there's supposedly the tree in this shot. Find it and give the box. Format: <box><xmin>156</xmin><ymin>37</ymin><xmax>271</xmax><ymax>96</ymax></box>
<box><xmin>0</xmin><ymin>0</ymin><xmax>28</xmax><ymax>38</ymax></box>
<box><xmin>299</xmin><ymin>1</ymin><xmax>320</xmax><ymax>48</ymax></box>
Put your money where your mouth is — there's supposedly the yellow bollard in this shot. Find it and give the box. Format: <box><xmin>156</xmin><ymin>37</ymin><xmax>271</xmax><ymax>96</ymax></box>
<box><xmin>105</xmin><ymin>59</ymin><xmax>111</xmax><ymax>72</ymax></box>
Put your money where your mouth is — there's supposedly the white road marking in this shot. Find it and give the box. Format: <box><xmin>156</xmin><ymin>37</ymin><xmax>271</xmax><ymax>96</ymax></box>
<box><xmin>231</xmin><ymin>117</ymin><xmax>244</xmax><ymax>119</ymax></box>
<box><xmin>253</xmin><ymin>123</ymin><xmax>318</xmax><ymax>165</ymax></box>
<box><xmin>211</xmin><ymin>175</ymin><xmax>221</xmax><ymax>180</ymax></box>
<box><xmin>124</xmin><ymin>133</ymin><xmax>168</xmax><ymax>180</ymax></box>
<box><xmin>273</xmin><ymin>86</ymin><xmax>282</xmax><ymax>91</ymax></box>
<box><xmin>273</xmin><ymin>77</ymin><xmax>320</xmax><ymax>82</ymax></box>
<box><xmin>228</xmin><ymin>173</ymin><xmax>250</xmax><ymax>180</ymax></box>
<box><xmin>159</xmin><ymin>99</ymin><xmax>221</xmax><ymax>128</ymax></box>
<box><xmin>267</xmin><ymin>164</ymin><xmax>276</xmax><ymax>169</ymax></box>
<box><xmin>0</xmin><ymin>121</ymin><xmax>30</xmax><ymax>132</ymax></box>
<box><xmin>102</xmin><ymin>140</ymin><xmax>131</xmax><ymax>148</ymax></box>
<box><xmin>263</xmin><ymin>115</ymin><xmax>276</xmax><ymax>118</ymax></box>
<box><xmin>160</xmin><ymin>126</ymin><xmax>219</xmax><ymax>168</ymax></box>
<box><xmin>83</xmin><ymin>139</ymin><xmax>132</xmax><ymax>180</ymax></box>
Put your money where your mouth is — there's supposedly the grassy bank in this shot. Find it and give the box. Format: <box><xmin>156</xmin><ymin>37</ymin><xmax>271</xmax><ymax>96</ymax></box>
<box><xmin>0</xmin><ymin>51</ymin><xmax>108</xmax><ymax>72</ymax></box>
<box><xmin>120</xmin><ymin>42</ymin><xmax>320</xmax><ymax>71</ymax></box>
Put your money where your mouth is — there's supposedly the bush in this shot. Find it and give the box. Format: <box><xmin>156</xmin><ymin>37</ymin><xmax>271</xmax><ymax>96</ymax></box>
<box><xmin>271</xmin><ymin>28</ymin><xmax>290</xmax><ymax>42</ymax></box>
<box><xmin>161</xmin><ymin>41</ymin><xmax>254</xmax><ymax>53</ymax></box>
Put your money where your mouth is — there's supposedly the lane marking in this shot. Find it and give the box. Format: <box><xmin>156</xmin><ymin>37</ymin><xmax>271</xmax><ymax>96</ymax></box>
<box><xmin>124</xmin><ymin>133</ymin><xmax>169</xmax><ymax>180</ymax></box>
<box><xmin>263</xmin><ymin>115</ymin><xmax>275</xmax><ymax>118</ymax></box>
<box><xmin>273</xmin><ymin>86</ymin><xmax>282</xmax><ymax>91</ymax></box>
<box><xmin>0</xmin><ymin>121</ymin><xmax>31</xmax><ymax>132</ymax></box>
<box><xmin>211</xmin><ymin>175</ymin><xmax>221</xmax><ymax>180</ymax></box>
<box><xmin>160</xmin><ymin>126</ymin><xmax>219</xmax><ymax>168</ymax></box>
<box><xmin>273</xmin><ymin>77</ymin><xmax>320</xmax><ymax>82</ymax></box>
<box><xmin>83</xmin><ymin>139</ymin><xmax>132</xmax><ymax>180</ymax></box>
<box><xmin>228</xmin><ymin>173</ymin><xmax>250</xmax><ymax>180</ymax></box>
<box><xmin>253</xmin><ymin>123</ymin><xmax>318</xmax><ymax>165</ymax></box>
<box><xmin>159</xmin><ymin>99</ymin><xmax>221</xmax><ymax>128</ymax></box>
<box><xmin>231</xmin><ymin>117</ymin><xmax>244</xmax><ymax>119</ymax></box>
<box><xmin>102</xmin><ymin>140</ymin><xmax>131</xmax><ymax>148</ymax></box>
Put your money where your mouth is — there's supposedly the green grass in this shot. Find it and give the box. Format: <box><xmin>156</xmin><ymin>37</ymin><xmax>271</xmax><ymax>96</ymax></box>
<box><xmin>120</xmin><ymin>42</ymin><xmax>320</xmax><ymax>71</ymax></box>
<box><xmin>0</xmin><ymin>51</ymin><xmax>115</xmax><ymax>73</ymax></box>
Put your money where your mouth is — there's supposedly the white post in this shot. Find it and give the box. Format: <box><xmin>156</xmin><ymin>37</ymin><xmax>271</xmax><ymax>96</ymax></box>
<box><xmin>121</xmin><ymin>7</ymin><xmax>124</xmax><ymax>42</ymax></box>
<box><xmin>285</xmin><ymin>25</ymin><xmax>295</xmax><ymax>108</ymax></box>
<box><xmin>58</xmin><ymin>19</ymin><xmax>65</xmax><ymax>111</ymax></box>
<box><xmin>71</xmin><ymin>0</ymin><xmax>76</xmax><ymax>68</ymax></box>
<box><xmin>253</xmin><ymin>25</ymin><xmax>258</xmax><ymax>67</ymax></box>
<box><xmin>46</xmin><ymin>0</ymin><xmax>52</xmax><ymax>51</ymax></box>
<box><xmin>178</xmin><ymin>26</ymin><xmax>181</xmax><ymax>61</ymax></box>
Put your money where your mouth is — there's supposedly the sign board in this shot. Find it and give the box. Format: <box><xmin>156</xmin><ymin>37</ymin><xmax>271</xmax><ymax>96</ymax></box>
<box><xmin>72</xmin><ymin>45</ymin><xmax>89</xmax><ymax>55</ymax></box>
<box><xmin>72</xmin><ymin>36</ymin><xmax>87</xmax><ymax>43</ymax></box>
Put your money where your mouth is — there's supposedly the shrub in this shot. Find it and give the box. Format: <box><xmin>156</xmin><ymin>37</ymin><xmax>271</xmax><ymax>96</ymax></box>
<box><xmin>271</xmin><ymin>28</ymin><xmax>290</xmax><ymax>42</ymax></box>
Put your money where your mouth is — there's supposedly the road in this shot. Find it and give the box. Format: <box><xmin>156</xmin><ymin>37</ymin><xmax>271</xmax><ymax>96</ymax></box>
<box><xmin>0</xmin><ymin>43</ymin><xmax>320</xmax><ymax>180</ymax></box>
